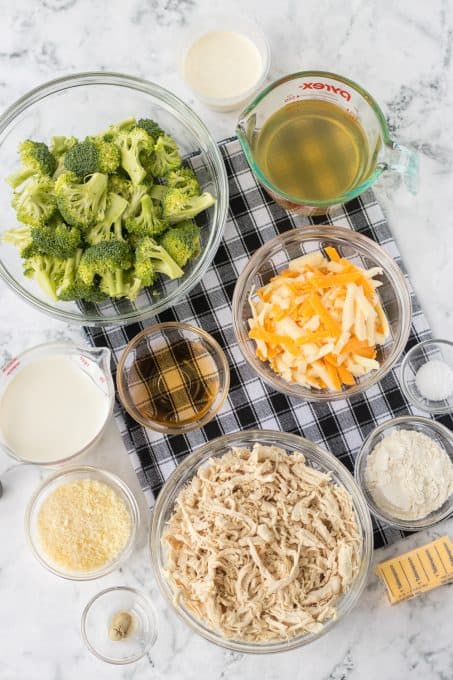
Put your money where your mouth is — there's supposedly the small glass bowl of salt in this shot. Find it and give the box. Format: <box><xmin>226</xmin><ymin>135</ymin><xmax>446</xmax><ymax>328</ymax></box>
<box><xmin>401</xmin><ymin>339</ymin><xmax>453</xmax><ymax>414</ymax></box>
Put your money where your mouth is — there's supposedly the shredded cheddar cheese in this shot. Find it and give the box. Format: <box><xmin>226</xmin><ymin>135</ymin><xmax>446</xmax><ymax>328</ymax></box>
<box><xmin>37</xmin><ymin>479</ymin><xmax>131</xmax><ymax>571</ymax></box>
<box><xmin>247</xmin><ymin>248</ymin><xmax>390</xmax><ymax>390</ymax></box>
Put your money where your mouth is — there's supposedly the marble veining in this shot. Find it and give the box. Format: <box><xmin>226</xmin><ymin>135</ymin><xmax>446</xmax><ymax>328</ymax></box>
<box><xmin>0</xmin><ymin>1</ymin><xmax>452</xmax><ymax>679</ymax></box>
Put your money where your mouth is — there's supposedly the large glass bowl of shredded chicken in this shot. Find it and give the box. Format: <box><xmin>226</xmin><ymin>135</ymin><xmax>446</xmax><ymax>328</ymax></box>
<box><xmin>150</xmin><ymin>430</ymin><xmax>373</xmax><ymax>653</ymax></box>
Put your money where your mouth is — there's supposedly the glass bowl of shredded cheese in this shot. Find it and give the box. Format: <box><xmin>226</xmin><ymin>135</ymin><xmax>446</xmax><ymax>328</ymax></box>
<box><xmin>150</xmin><ymin>429</ymin><xmax>373</xmax><ymax>654</ymax></box>
<box><xmin>232</xmin><ymin>225</ymin><xmax>411</xmax><ymax>401</ymax></box>
<box><xmin>25</xmin><ymin>466</ymin><xmax>139</xmax><ymax>580</ymax></box>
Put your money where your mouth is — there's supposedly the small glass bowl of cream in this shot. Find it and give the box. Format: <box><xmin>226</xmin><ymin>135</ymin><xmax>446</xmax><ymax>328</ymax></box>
<box><xmin>400</xmin><ymin>339</ymin><xmax>453</xmax><ymax>414</ymax></box>
<box><xmin>0</xmin><ymin>342</ymin><xmax>114</xmax><ymax>466</ymax></box>
<box><xmin>355</xmin><ymin>416</ymin><xmax>453</xmax><ymax>530</ymax></box>
<box><xmin>181</xmin><ymin>13</ymin><xmax>271</xmax><ymax>111</ymax></box>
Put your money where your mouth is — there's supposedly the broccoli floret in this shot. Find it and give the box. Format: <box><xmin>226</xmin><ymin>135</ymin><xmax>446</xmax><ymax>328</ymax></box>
<box><xmin>158</xmin><ymin>220</ymin><xmax>201</xmax><ymax>268</ymax></box>
<box><xmin>162</xmin><ymin>188</ymin><xmax>215</xmax><ymax>224</ymax></box>
<box><xmin>64</xmin><ymin>139</ymin><xmax>120</xmax><ymax>177</ymax></box>
<box><xmin>95</xmin><ymin>140</ymin><xmax>121</xmax><ymax>174</ymax></box>
<box><xmin>103</xmin><ymin>117</ymin><xmax>137</xmax><ymax>141</ymax></box>
<box><xmin>137</xmin><ymin>118</ymin><xmax>164</xmax><ymax>141</ymax></box>
<box><xmin>114</xmin><ymin>127</ymin><xmax>154</xmax><ymax>185</ymax></box>
<box><xmin>57</xmin><ymin>248</ymin><xmax>82</xmax><ymax>298</ymax></box>
<box><xmin>108</xmin><ymin>175</ymin><xmax>133</xmax><ymax>199</ymax></box>
<box><xmin>148</xmin><ymin>134</ymin><xmax>182</xmax><ymax>177</ymax></box>
<box><xmin>21</xmin><ymin>219</ymin><xmax>81</xmax><ymax>259</ymax></box>
<box><xmin>11</xmin><ymin>176</ymin><xmax>56</xmax><ymax>227</ymax></box>
<box><xmin>108</xmin><ymin>176</ymin><xmax>149</xmax><ymax>222</ymax></box>
<box><xmin>7</xmin><ymin>140</ymin><xmax>57</xmax><ymax>189</ymax></box>
<box><xmin>78</xmin><ymin>240</ymin><xmax>132</xmax><ymax>298</ymax></box>
<box><xmin>56</xmin><ymin>248</ymin><xmax>107</xmax><ymax>302</ymax></box>
<box><xmin>64</xmin><ymin>139</ymin><xmax>99</xmax><ymax>177</ymax></box>
<box><xmin>55</xmin><ymin>171</ymin><xmax>108</xmax><ymax>228</ymax></box>
<box><xmin>166</xmin><ymin>167</ymin><xmax>200</xmax><ymax>197</ymax></box>
<box><xmin>50</xmin><ymin>136</ymin><xmax>79</xmax><ymax>179</ymax></box>
<box><xmin>2</xmin><ymin>225</ymin><xmax>33</xmax><ymax>252</ymax></box>
<box><xmin>50</xmin><ymin>136</ymin><xmax>78</xmax><ymax>158</ymax></box>
<box><xmin>85</xmin><ymin>192</ymin><xmax>128</xmax><ymax>245</ymax></box>
<box><xmin>124</xmin><ymin>194</ymin><xmax>167</xmax><ymax>237</ymax></box>
<box><xmin>123</xmin><ymin>183</ymin><xmax>149</xmax><ymax>221</ymax></box>
<box><xmin>149</xmin><ymin>184</ymin><xmax>168</xmax><ymax>202</ymax></box>
<box><xmin>125</xmin><ymin>256</ymin><xmax>157</xmax><ymax>301</ymax></box>
<box><xmin>23</xmin><ymin>254</ymin><xmax>66</xmax><ymax>301</ymax></box>
<box><xmin>135</xmin><ymin>236</ymin><xmax>183</xmax><ymax>280</ymax></box>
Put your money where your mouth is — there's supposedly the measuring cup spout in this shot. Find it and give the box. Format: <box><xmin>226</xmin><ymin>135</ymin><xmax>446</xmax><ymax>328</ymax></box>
<box><xmin>381</xmin><ymin>143</ymin><xmax>419</xmax><ymax>195</ymax></box>
<box><xmin>77</xmin><ymin>346</ymin><xmax>112</xmax><ymax>378</ymax></box>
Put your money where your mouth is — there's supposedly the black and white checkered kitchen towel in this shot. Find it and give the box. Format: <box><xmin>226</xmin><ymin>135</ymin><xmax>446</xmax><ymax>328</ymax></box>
<box><xmin>83</xmin><ymin>137</ymin><xmax>453</xmax><ymax>549</ymax></box>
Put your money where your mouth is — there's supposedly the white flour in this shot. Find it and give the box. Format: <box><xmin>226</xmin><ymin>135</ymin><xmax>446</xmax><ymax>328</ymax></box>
<box><xmin>365</xmin><ymin>428</ymin><xmax>453</xmax><ymax>520</ymax></box>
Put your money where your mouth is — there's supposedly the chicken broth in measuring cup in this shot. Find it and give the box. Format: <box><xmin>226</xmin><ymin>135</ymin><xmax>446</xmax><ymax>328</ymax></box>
<box><xmin>237</xmin><ymin>71</ymin><xmax>418</xmax><ymax>215</ymax></box>
<box><xmin>253</xmin><ymin>99</ymin><xmax>374</xmax><ymax>203</ymax></box>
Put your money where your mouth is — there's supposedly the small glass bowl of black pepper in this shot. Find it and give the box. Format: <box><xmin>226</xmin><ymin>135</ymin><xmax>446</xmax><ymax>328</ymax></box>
<box><xmin>117</xmin><ymin>322</ymin><xmax>230</xmax><ymax>434</ymax></box>
<box><xmin>81</xmin><ymin>586</ymin><xmax>158</xmax><ymax>665</ymax></box>
<box><xmin>400</xmin><ymin>339</ymin><xmax>453</xmax><ymax>414</ymax></box>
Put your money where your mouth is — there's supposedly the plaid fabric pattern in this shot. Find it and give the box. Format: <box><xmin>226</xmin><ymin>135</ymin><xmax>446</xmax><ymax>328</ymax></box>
<box><xmin>122</xmin><ymin>326</ymin><xmax>220</xmax><ymax>426</ymax></box>
<box><xmin>83</xmin><ymin>138</ymin><xmax>453</xmax><ymax>550</ymax></box>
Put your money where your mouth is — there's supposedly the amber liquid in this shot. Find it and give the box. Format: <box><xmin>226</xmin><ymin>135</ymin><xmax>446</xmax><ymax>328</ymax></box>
<box><xmin>128</xmin><ymin>338</ymin><xmax>219</xmax><ymax>427</ymax></box>
<box><xmin>253</xmin><ymin>100</ymin><xmax>375</xmax><ymax>202</ymax></box>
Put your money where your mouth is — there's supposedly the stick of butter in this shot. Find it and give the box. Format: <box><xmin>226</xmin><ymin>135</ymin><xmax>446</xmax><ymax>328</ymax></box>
<box><xmin>375</xmin><ymin>535</ymin><xmax>453</xmax><ymax>604</ymax></box>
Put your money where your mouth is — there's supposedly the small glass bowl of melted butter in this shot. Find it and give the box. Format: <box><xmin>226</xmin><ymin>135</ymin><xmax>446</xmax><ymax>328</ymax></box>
<box><xmin>117</xmin><ymin>322</ymin><xmax>230</xmax><ymax>434</ymax></box>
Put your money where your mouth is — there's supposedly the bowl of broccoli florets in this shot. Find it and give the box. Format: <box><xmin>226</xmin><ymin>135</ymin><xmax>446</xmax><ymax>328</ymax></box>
<box><xmin>0</xmin><ymin>73</ymin><xmax>228</xmax><ymax>326</ymax></box>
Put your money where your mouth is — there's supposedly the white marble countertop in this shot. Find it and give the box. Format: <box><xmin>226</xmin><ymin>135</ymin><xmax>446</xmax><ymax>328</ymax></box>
<box><xmin>0</xmin><ymin>1</ymin><xmax>452</xmax><ymax>678</ymax></box>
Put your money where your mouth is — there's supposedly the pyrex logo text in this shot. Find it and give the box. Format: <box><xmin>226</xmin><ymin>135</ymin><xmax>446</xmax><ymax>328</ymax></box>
<box><xmin>299</xmin><ymin>82</ymin><xmax>351</xmax><ymax>102</ymax></box>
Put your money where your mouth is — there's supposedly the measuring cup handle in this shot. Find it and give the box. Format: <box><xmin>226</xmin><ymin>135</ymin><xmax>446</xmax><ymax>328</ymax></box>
<box><xmin>382</xmin><ymin>143</ymin><xmax>419</xmax><ymax>195</ymax></box>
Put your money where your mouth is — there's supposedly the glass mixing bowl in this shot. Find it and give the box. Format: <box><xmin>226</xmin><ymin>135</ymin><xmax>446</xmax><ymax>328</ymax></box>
<box><xmin>150</xmin><ymin>430</ymin><xmax>373</xmax><ymax>654</ymax></box>
<box><xmin>0</xmin><ymin>72</ymin><xmax>228</xmax><ymax>326</ymax></box>
<box><xmin>232</xmin><ymin>226</ymin><xmax>411</xmax><ymax>401</ymax></box>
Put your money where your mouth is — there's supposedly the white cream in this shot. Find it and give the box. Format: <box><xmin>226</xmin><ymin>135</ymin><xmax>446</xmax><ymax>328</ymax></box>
<box><xmin>0</xmin><ymin>355</ymin><xmax>110</xmax><ymax>463</ymax></box>
<box><xmin>184</xmin><ymin>30</ymin><xmax>263</xmax><ymax>101</ymax></box>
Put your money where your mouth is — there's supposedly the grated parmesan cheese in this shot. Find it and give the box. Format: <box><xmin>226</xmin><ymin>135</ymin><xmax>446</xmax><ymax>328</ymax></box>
<box><xmin>37</xmin><ymin>479</ymin><xmax>131</xmax><ymax>571</ymax></box>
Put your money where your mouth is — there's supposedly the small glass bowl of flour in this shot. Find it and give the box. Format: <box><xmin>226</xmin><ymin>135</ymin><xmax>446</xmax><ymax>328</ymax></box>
<box><xmin>401</xmin><ymin>339</ymin><xmax>453</xmax><ymax>414</ymax></box>
<box><xmin>355</xmin><ymin>416</ymin><xmax>453</xmax><ymax>530</ymax></box>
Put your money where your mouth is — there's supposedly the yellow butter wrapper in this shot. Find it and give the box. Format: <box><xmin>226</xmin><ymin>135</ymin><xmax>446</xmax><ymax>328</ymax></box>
<box><xmin>375</xmin><ymin>535</ymin><xmax>453</xmax><ymax>604</ymax></box>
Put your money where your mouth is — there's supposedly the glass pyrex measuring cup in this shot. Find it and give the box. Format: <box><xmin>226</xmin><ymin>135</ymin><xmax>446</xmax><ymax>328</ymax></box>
<box><xmin>236</xmin><ymin>71</ymin><xmax>418</xmax><ymax>215</ymax></box>
<box><xmin>0</xmin><ymin>342</ymin><xmax>114</xmax><ymax>468</ymax></box>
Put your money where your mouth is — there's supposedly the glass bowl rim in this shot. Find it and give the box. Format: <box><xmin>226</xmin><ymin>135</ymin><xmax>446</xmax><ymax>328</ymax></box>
<box><xmin>354</xmin><ymin>415</ymin><xmax>453</xmax><ymax>530</ymax></box>
<box><xmin>116</xmin><ymin>321</ymin><xmax>230</xmax><ymax>434</ymax></box>
<box><xmin>25</xmin><ymin>465</ymin><xmax>139</xmax><ymax>581</ymax></box>
<box><xmin>149</xmin><ymin>428</ymin><xmax>373</xmax><ymax>654</ymax></box>
<box><xmin>231</xmin><ymin>224</ymin><xmax>412</xmax><ymax>401</ymax></box>
<box><xmin>0</xmin><ymin>341</ymin><xmax>115</xmax><ymax>466</ymax></box>
<box><xmin>81</xmin><ymin>585</ymin><xmax>158</xmax><ymax>665</ymax></box>
<box><xmin>0</xmin><ymin>71</ymin><xmax>229</xmax><ymax>327</ymax></box>
<box><xmin>400</xmin><ymin>338</ymin><xmax>453</xmax><ymax>414</ymax></box>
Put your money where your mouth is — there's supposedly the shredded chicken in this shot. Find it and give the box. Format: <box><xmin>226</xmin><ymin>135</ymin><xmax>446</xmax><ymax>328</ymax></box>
<box><xmin>162</xmin><ymin>444</ymin><xmax>362</xmax><ymax>642</ymax></box>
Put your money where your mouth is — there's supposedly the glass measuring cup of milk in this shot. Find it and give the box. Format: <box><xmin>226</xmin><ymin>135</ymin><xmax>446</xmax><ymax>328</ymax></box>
<box><xmin>0</xmin><ymin>342</ymin><xmax>114</xmax><ymax>467</ymax></box>
<box><xmin>236</xmin><ymin>71</ymin><xmax>418</xmax><ymax>215</ymax></box>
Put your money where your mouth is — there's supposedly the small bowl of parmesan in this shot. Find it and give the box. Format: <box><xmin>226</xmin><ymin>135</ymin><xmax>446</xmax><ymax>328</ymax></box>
<box><xmin>25</xmin><ymin>466</ymin><xmax>139</xmax><ymax>580</ymax></box>
<box><xmin>355</xmin><ymin>416</ymin><xmax>453</xmax><ymax>530</ymax></box>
